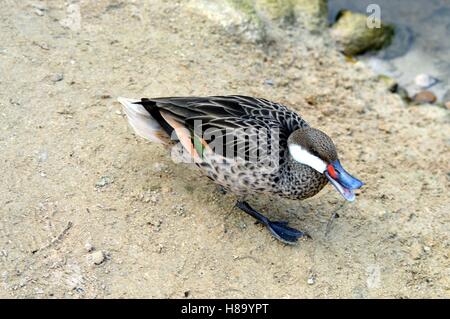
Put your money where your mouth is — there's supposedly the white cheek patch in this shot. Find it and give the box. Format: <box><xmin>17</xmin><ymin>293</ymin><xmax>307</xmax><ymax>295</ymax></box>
<box><xmin>288</xmin><ymin>144</ymin><xmax>327</xmax><ymax>173</ymax></box>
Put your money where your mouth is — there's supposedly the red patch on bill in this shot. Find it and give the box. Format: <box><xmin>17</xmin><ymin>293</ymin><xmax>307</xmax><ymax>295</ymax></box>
<box><xmin>327</xmin><ymin>164</ymin><xmax>338</xmax><ymax>179</ymax></box>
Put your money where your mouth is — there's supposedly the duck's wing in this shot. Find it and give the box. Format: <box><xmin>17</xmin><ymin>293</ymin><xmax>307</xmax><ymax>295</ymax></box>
<box><xmin>142</xmin><ymin>95</ymin><xmax>307</xmax><ymax>131</ymax></box>
<box><xmin>138</xmin><ymin>95</ymin><xmax>308</xmax><ymax>162</ymax></box>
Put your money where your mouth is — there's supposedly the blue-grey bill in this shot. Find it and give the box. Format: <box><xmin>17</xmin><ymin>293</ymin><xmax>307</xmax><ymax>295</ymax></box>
<box><xmin>325</xmin><ymin>171</ymin><xmax>356</xmax><ymax>202</ymax></box>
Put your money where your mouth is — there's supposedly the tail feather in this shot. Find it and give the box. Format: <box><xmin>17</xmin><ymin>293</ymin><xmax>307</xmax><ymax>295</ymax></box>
<box><xmin>117</xmin><ymin>97</ymin><xmax>169</xmax><ymax>144</ymax></box>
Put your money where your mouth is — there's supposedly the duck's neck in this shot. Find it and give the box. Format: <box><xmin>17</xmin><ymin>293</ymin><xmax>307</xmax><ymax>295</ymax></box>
<box><xmin>277</xmin><ymin>155</ymin><xmax>328</xmax><ymax>200</ymax></box>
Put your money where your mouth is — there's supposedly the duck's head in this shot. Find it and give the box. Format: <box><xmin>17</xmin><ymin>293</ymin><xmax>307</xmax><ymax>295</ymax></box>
<box><xmin>287</xmin><ymin>127</ymin><xmax>364</xmax><ymax>202</ymax></box>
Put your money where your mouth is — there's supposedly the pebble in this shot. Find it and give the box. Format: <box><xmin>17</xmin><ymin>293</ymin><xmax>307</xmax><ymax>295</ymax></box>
<box><xmin>31</xmin><ymin>3</ymin><xmax>47</xmax><ymax>11</ymax></box>
<box><xmin>37</xmin><ymin>150</ymin><xmax>48</xmax><ymax>162</ymax></box>
<box><xmin>307</xmin><ymin>276</ymin><xmax>315</xmax><ymax>285</ymax></box>
<box><xmin>51</xmin><ymin>73</ymin><xmax>64</xmax><ymax>83</ymax></box>
<box><xmin>152</xmin><ymin>162</ymin><xmax>168</xmax><ymax>172</ymax></box>
<box><xmin>396</xmin><ymin>86</ymin><xmax>411</xmax><ymax>102</ymax></box>
<box><xmin>84</xmin><ymin>242</ymin><xmax>94</xmax><ymax>252</ymax></box>
<box><xmin>414</xmin><ymin>74</ymin><xmax>438</xmax><ymax>89</ymax></box>
<box><xmin>413</xmin><ymin>91</ymin><xmax>437</xmax><ymax>104</ymax></box>
<box><xmin>34</xmin><ymin>8</ymin><xmax>44</xmax><ymax>16</ymax></box>
<box><xmin>174</xmin><ymin>204</ymin><xmax>186</xmax><ymax>217</ymax></box>
<box><xmin>89</xmin><ymin>251</ymin><xmax>105</xmax><ymax>265</ymax></box>
<box><xmin>409</xmin><ymin>242</ymin><xmax>423</xmax><ymax>260</ymax></box>
<box><xmin>96</xmin><ymin>176</ymin><xmax>113</xmax><ymax>188</ymax></box>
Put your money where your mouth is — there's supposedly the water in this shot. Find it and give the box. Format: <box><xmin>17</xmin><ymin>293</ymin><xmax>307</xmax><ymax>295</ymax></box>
<box><xmin>328</xmin><ymin>0</ymin><xmax>450</xmax><ymax>102</ymax></box>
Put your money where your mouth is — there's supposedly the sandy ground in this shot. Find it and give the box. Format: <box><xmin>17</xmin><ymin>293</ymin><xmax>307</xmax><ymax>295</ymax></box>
<box><xmin>0</xmin><ymin>0</ymin><xmax>449</xmax><ymax>298</ymax></box>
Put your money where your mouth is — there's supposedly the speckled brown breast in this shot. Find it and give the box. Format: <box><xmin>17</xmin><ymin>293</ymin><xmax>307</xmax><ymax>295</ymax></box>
<box><xmin>195</xmin><ymin>150</ymin><xmax>328</xmax><ymax>200</ymax></box>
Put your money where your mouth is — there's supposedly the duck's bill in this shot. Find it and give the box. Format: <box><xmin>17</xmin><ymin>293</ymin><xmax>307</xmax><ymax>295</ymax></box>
<box><xmin>325</xmin><ymin>160</ymin><xmax>364</xmax><ymax>202</ymax></box>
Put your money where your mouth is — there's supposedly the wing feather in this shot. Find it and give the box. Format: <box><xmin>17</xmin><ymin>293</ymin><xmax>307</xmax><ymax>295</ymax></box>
<box><xmin>139</xmin><ymin>96</ymin><xmax>307</xmax><ymax>163</ymax></box>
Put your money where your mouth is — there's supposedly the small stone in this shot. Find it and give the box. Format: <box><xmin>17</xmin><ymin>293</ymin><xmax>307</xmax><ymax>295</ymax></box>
<box><xmin>414</xmin><ymin>74</ymin><xmax>438</xmax><ymax>89</ymax></box>
<box><xmin>51</xmin><ymin>73</ymin><xmax>64</xmax><ymax>82</ymax></box>
<box><xmin>239</xmin><ymin>221</ymin><xmax>247</xmax><ymax>229</ymax></box>
<box><xmin>31</xmin><ymin>3</ymin><xmax>47</xmax><ymax>11</ymax></box>
<box><xmin>89</xmin><ymin>251</ymin><xmax>105</xmax><ymax>265</ymax></box>
<box><xmin>84</xmin><ymin>242</ymin><xmax>94</xmax><ymax>252</ymax></box>
<box><xmin>409</xmin><ymin>242</ymin><xmax>423</xmax><ymax>260</ymax></box>
<box><xmin>413</xmin><ymin>91</ymin><xmax>437</xmax><ymax>104</ymax></box>
<box><xmin>396</xmin><ymin>86</ymin><xmax>411</xmax><ymax>102</ymax></box>
<box><xmin>174</xmin><ymin>204</ymin><xmax>186</xmax><ymax>216</ymax></box>
<box><xmin>264</xmin><ymin>79</ymin><xmax>274</xmax><ymax>86</ymax></box>
<box><xmin>115</xmin><ymin>110</ymin><xmax>122</xmax><ymax>115</ymax></box>
<box><xmin>152</xmin><ymin>163</ymin><xmax>168</xmax><ymax>173</ymax></box>
<box><xmin>95</xmin><ymin>176</ymin><xmax>113</xmax><ymax>188</ymax></box>
<box><xmin>150</xmin><ymin>195</ymin><xmax>158</xmax><ymax>203</ymax></box>
<box><xmin>37</xmin><ymin>150</ymin><xmax>48</xmax><ymax>162</ymax></box>
<box><xmin>377</xmin><ymin>75</ymin><xmax>398</xmax><ymax>92</ymax></box>
<box><xmin>423</xmin><ymin>246</ymin><xmax>431</xmax><ymax>253</ymax></box>
<box><xmin>307</xmin><ymin>276</ymin><xmax>315</xmax><ymax>285</ymax></box>
<box><xmin>34</xmin><ymin>8</ymin><xmax>44</xmax><ymax>16</ymax></box>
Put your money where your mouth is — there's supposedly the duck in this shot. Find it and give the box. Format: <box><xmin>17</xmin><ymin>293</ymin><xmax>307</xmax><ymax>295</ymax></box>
<box><xmin>117</xmin><ymin>95</ymin><xmax>364</xmax><ymax>244</ymax></box>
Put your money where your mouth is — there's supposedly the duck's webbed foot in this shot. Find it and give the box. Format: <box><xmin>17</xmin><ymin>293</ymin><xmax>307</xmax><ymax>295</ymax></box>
<box><xmin>235</xmin><ymin>201</ymin><xmax>311</xmax><ymax>245</ymax></box>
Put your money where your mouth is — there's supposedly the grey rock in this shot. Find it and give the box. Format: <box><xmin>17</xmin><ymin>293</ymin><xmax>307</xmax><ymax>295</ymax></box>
<box><xmin>51</xmin><ymin>73</ymin><xmax>64</xmax><ymax>82</ymax></box>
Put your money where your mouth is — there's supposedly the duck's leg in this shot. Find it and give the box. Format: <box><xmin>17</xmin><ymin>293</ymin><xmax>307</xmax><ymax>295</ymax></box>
<box><xmin>235</xmin><ymin>201</ymin><xmax>311</xmax><ymax>244</ymax></box>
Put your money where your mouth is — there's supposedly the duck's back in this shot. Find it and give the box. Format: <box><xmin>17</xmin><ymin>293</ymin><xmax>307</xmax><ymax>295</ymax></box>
<box><xmin>119</xmin><ymin>95</ymin><xmax>323</xmax><ymax>198</ymax></box>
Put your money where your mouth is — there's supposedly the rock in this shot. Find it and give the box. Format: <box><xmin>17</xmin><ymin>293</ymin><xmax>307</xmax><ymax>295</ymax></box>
<box><xmin>37</xmin><ymin>150</ymin><xmax>48</xmax><ymax>162</ymax></box>
<box><xmin>189</xmin><ymin>1</ymin><xmax>263</xmax><ymax>42</ymax></box>
<box><xmin>396</xmin><ymin>86</ymin><xmax>411</xmax><ymax>102</ymax></box>
<box><xmin>95</xmin><ymin>176</ymin><xmax>113</xmax><ymax>188</ymax></box>
<box><xmin>173</xmin><ymin>204</ymin><xmax>186</xmax><ymax>217</ymax></box>
<box><xmin>60</xmin><ymin>3</ymin><xmax>81</xmax><ymax>31</ymax></box>
<box><xmin>331</xmin><ymin>10</ymin><xmax>394</xmax><ymax>56</ymax></box>
<box><xmin>31</xmin><ymin>2</ymin><xmax>48</xmax><ymax>11</ymax></box>
<box><xmin>34</xmin><ymin>8</ymin><xmax>44</xmax><ymax>16</ymax></box>
<box><xmin>377</xmin><ymin>75</ymin><xmax>398</xmax><ymax>92</ymax></box>
<box><xmin>152</xmin><ymin>162</ymin><xmax>168</xmax><ymax>173</ymax></box>
<box><xmin>51</xmin><ymin>73</ymin><xmax>64</xmax><ymax>82</ymax></box>
<box><xmin>88</xmin><ymin>251</ymin><xmax>105</xmax><ymax>265</ymax></box>
<box><xmin>252</xmin><ymin>0</ymin><xmax>295</xmax><ymax>22</ymax></box>
<box><xmin>190</xmin><ymin>0</ymin><xmax>327</xmax><ymax>43</ymax></box>
<box><xmin>292</xmin><ymin>0</ymin><xmax>328</xmax><ymax>29</ymax></box>
<box><xmin>230</xmin><ymin>0</ymin><xmax>327</xmax><ymax>26</ymax></box>
<box><xmin>307</xmin><ymin>276</ymin><xmax>315</xmax><ymax>285</ymax></box>
<box><xmin>414</xmin><ymin>74</ymin><xmax>438</xmax><ymax>89</ymax></box>
<box><xmin>409</xmin><ymin>242</ymin><xmax>423</xmax><ymax>260</ymax></box>
<box><xmin>413</xmin><ymin>91</ymin><xmax>437</xmax><ymax>104</ymax></box>
<box><xmin>84</xmin><ymin>242</ymin><xmax>94</xmax><ymax>252</ymax></box>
